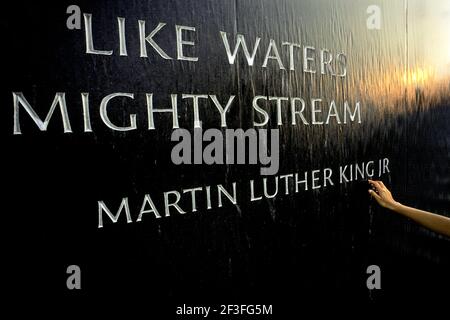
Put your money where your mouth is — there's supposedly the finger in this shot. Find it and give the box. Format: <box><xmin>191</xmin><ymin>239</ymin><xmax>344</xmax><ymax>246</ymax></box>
<box><xmin>368</xmin><ymin>179</ymin><xmax>377</xmax><ymax>188</ymax></box>
<box><xmin>369</xmin><ymin>180</ymin><xmax>382</xmax><ymax>193</ymax></box>
<box><xmin>378</xmin><ymin>181</ymin><xmax>387</xmax><ymax>189</ymax></box>
<box><xmin>368</xmin><ymin>189</ymin><xmax>382</xmax><ymax>202</ymax></box>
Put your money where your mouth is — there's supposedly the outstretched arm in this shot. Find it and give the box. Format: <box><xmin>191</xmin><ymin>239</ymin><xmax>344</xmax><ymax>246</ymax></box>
<box><xmin>368</xmin><ymin>179</ymin><xmax>450</xmax><ymax>238</ymax></box>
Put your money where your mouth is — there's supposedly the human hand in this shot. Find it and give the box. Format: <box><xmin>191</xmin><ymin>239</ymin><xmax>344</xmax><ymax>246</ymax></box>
<box><xmin>368</xmin><ymin>179</ymin><xmax>400</xmax><ymax>211</ymax></box>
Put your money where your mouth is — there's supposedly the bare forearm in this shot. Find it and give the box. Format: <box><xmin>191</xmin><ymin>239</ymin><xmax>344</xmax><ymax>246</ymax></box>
<box><xmin>392</xmin><ymin>203</ymin><xmax>450</xmax><ymax>237</ymax></box>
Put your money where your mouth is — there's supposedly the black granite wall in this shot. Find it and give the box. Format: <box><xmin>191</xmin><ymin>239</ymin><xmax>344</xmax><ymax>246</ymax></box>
<box><xmin>2</xmin><ymin>0</ymin><xmax>449</xmax><ymax>313</ymax></box>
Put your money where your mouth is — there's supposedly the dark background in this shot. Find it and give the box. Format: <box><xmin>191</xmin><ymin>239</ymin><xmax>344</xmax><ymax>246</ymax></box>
<box><xmin>2</xmin><ymin>0</ymin><xmax>449</xmax><ymax>315</ymax></box>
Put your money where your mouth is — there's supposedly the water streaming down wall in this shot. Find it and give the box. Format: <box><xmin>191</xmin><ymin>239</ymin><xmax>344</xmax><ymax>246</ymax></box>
<box><xmin>2</xmin><ymin>0</ymin><xmax>449</xmax><ymax>307</ymax></box>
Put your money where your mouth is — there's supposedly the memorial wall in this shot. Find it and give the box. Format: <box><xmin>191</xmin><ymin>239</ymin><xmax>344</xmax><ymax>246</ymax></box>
<box><xmin>3</xmin><ymin>0</ymin><xmax>450</xmax><ymax>312</ymax></box>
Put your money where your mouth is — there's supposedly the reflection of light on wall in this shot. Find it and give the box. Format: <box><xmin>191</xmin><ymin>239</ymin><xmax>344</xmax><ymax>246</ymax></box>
<box><xmin>402</xmin><ymin>67</ymin><xmax>434</xmax><ymax>86</ymax></box>
<box><xmin>358</xmin><ymin>64</ymin><xmax>449</xmax><ymax>114</ymax></box>
<box><xmin>417</xmin><ymin>0</ymin><xmax>450</xmax><ymax>78</ymax></box>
